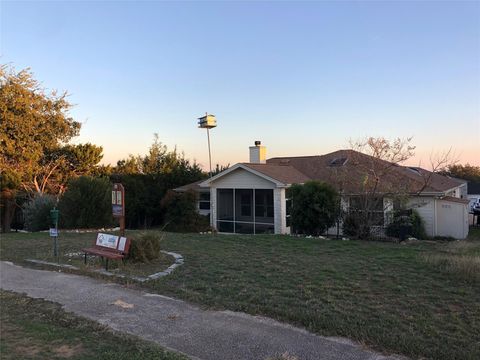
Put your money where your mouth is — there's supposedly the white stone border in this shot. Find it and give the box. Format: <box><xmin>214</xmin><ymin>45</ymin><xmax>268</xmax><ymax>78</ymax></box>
<box><xmin>25</xmin><ymin>250</ymin><xmax>184</xmax><ymax>282</ymax></box>
<box><xmin>146</xmin><ymin>251</ymin><xmax>184</xmax><ymax>280</ymax></box>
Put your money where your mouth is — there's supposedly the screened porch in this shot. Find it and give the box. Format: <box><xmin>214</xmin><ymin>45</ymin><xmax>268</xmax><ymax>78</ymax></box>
<box><xmin>216</xmin><ymin>188</ymin><xmax>274</xmax><ymax>234</ymax></box>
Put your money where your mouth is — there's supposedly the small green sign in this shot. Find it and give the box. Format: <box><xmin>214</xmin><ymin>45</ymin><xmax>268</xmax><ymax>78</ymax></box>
<box><xmin>50</xmin><ymin>208</ymin><xmax>59</xmax><ymax>225</ymax></box>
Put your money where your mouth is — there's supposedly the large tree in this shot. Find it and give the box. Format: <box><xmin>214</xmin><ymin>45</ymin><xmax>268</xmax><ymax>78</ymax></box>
<box><xmin>0</xmin><ymin>65</ymin><xmax>102</xmax><ymax>231</ymax></box>
<box><xmin>112</xmin><ymin>134</ymin><xmax>205</xmax><ymax>228</ymax></box>
<box><xmin>345</xmin><ymin>137</ymin><xmax>454</xmax><ymax>239</ymax></box>
<box><xmin>441</xmin><ymin>164</ymin><xmax>480</xmax><ymax>183</ymax></box>
<box><xmin>339</xmin><ymin>138</ymin><xmax>416</xmax><ymax>238</ymax></box>
<box><xmin>34</xmin><ymin>143</ymin><xmax>104</xmax><ymax>194</ymax></box>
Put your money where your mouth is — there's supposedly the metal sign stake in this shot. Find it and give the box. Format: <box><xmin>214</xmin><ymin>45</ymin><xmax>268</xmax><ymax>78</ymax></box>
<box><xmin>50</xmin><ymin>208</ymin><xmax>59</xmax><ymax>262</ymax></box>
<box><xmin>112</xmin><ymin>183</ymin><xmax>126</xmax><ymax>236</ymax></box>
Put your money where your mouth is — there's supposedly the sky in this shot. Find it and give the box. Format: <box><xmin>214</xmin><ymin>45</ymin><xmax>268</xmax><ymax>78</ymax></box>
<box><xmin>1</xmin><ymin>1</ymin><xmax>479</xmax><ymax>169</ymax></box>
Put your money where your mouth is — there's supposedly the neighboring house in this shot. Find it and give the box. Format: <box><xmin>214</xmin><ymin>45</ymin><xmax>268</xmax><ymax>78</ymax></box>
<box><xmin>174</xmin><ymin>180</ymin><xmax>211</xmax><ymax>217</ymax></box>
<box><xmin>183</xmin><ymin>142</ymin><xmax>469</xmax><ymax>239</ymax></box>
<box><xmin>467</xmin><ymin>182</ymin><xmax>480</xmax><ymax>213</ymax></box>
<box><xmin>467</xmin><ymin>182</ymin><xmax>480</xmax><ymax>226</ymax></box>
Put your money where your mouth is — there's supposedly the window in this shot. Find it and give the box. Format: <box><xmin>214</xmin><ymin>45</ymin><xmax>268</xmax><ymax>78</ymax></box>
<box><xmin>198</xmin><ymin>192</ymin><xmax>210</xmax><ymax>210</ymax></box>
<box><xmin>349</xmin><ymin>196</ymin><xmax>385</xmax><ymax>226</ymax></box>
<box><xmin>329</xmin><ymin>157</ymin><xmax>348</xmax><ymax>167</ymax></box>
<box><xmin>408</xmin><ymin>167</ymin><xmax>421</xmax><ymax>176</ymax></box>
<box><xmin>286</xmin><ymin>197</ymin><xmax>292</xmax><ymax>227</ymax></box>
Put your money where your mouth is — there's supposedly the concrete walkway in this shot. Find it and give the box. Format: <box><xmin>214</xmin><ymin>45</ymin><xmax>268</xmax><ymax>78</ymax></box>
<box><xmin>0</xmin><ymin>261</ymin><xmax>404</xmax><ymax>360</ymax></box>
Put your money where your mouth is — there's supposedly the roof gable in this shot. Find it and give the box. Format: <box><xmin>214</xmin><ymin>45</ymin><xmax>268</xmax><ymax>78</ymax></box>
<box><xmin>200</xmin><ymin>163</ymin><xmax>289</xmax><ymax>187</ymax></box>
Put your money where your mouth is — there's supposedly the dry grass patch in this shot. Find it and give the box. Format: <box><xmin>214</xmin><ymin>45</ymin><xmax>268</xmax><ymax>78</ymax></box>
<box><xmin>52</xmin><ymin>344</ymin><xmax>84</xmax><ymax>358</ymax></box>
<box><xmin>421</xmin><ymin>230</ymin><xmax>480</xmax><ymax>283</ymax></box>
<box><xmin>422</xmin><ymin>253</ymin><xmax>480</xmax><ymax>283</ymax></box>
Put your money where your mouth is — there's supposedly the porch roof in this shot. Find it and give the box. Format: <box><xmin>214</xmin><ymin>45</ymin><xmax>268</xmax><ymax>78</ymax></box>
<box><xmin>173</xmin><ymin>179</ymin><xmax>209</xmax><ymax>192</ymax></box>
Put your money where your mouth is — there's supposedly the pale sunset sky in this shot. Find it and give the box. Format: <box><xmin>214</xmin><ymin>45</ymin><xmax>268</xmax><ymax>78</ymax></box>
<box><xmin>1</xmin><ymin>1</ymin><xmax>479</xmax><ymax>169</ymax></box>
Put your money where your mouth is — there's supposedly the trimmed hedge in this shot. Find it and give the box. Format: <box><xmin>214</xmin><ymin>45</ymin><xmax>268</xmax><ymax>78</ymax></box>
<box><xmin>160</xmin><ymin>190</ymin><xmax>210</xmax><ymax>233</ymax></box>
<box><xmin>59</xmin><ymin>176</ymin><xmax>113</xmax><ymax>229</ymax></box>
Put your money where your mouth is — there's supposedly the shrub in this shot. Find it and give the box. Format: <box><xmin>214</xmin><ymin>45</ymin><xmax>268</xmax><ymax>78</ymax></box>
<box><xmin>128</xmin><ymin>232</ymin><xmax>163</xmax><ymax>263</ymax></box>
<box><xmin>386</xmin><ymin>209</ymin><xmax>427</xmax><ymax>240</ymax></box>
<box><xmin>23</xmin><ymin>194</ymin><xmax>57</xmax><ymax>231</ymax></box>
<box><xmin>160</xmin><ymin>190</ymin><xmax>210</xmax><ymax>232</ymax></box>
<box><xmin>342</xmin><ymin>212</ymin><xmax>370</xmax><ymax>239</ymax></box>
<box><xmin>289</xmin><ymin>181</ymin><xmax>340</xmax><ymax>236</ymax></box>
<box><xmin>410</xmin><ymin>210</ymin><xmax>427</xmax><ymax>239</ymax></box>
<box><xmin>58</xmin><ymin>176</ymin><xmax>113</xmax><ymax>229</ymax></box>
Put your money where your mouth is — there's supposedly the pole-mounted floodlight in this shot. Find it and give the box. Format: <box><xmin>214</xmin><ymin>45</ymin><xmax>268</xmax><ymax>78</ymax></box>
<box><xmin>197</xmin><ymin>112</ymin><xmax>217</xmax><ymax>178</ymax></box>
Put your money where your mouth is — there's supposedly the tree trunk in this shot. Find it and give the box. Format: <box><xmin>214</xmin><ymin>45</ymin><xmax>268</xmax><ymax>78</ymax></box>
<box><xmin>1</xmin><ymin>191</ymin><xmax>17</xmax><ymax>233</ymax></box>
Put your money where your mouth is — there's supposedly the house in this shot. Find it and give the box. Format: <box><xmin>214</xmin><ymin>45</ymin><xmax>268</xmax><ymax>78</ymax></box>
<box><xmin>467</xmin><ymin>182</ymin><xmax>480</xmax><ymax>226</ymax></box>
<box><xmin>467</xmin><ymin>182</ymin><xmax>480</xmax><ymax>212</ymax></box>
<box><xmin>182</xmin><ymin>142</ymin><xmax>470</xmax><ymax>239</ymax></box>
<box><xmin>174</xmin><ymin>180</ymin><xmax>211</xmax><ymax>217</ymax></box>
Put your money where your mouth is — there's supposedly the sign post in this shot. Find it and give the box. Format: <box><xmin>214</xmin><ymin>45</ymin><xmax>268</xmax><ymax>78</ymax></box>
<box><xmin>112</xmin><ymin>183</ymin><xmax>126</xmax><ymax>236</ymax></box>
<box><xmin>50</xmin><ymin>208</ymin><xmax>59</xmax><ymax>261</ymax></box>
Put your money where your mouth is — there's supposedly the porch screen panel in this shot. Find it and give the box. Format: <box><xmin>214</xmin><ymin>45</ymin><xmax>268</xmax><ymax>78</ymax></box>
<box><xmin>254</xmin><ymin>223</ymin><xmax>275</xmax><ymax>234</ymax></box>
<box><xmin>216</xmin><ymin>188</ymin><xmax>274</xmax><ymax>234</ymax></box>
<box><xmin>235</xmin><ymin>222</ymin><xmax>254</xmax><ymax>234</ymax></box>
<box><xmin>217</xmin><ymin>189</ymin><xmax>234</xmax><ymax>220</ymax></box>
<box><xmin>218</xmin><ymin>221</ymin><xmax>234</xmax><ymax>233</ymax></box>
<box><xmin>217</xmin><ymin>189</ymin><xmax>234</xmax><ymax>232</ymax></box>
<box><xmin>235</xmin><ymin>189</ymin><xmax>253</xmax><ymax>222</ymax></box>
<box><xmin>255</xmin><ymin>189</ymin><xmax>274</xmax><ymax>224</ymax></box>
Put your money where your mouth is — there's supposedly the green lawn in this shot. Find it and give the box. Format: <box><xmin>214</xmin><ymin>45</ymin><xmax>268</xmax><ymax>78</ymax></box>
<box><xmin>0</xmin><ymin>290</ymin><xmax>187</xmax><ymax>360</ymax></box>
<box><xmin>1</xmin><ymin>228</ymin><xmax>480</xmax><ymax>359</ymax></box>
<box><xmin>0</xmin><ymin>230</ymin><xmax>173</xmax><ymax>277</ymax></box>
